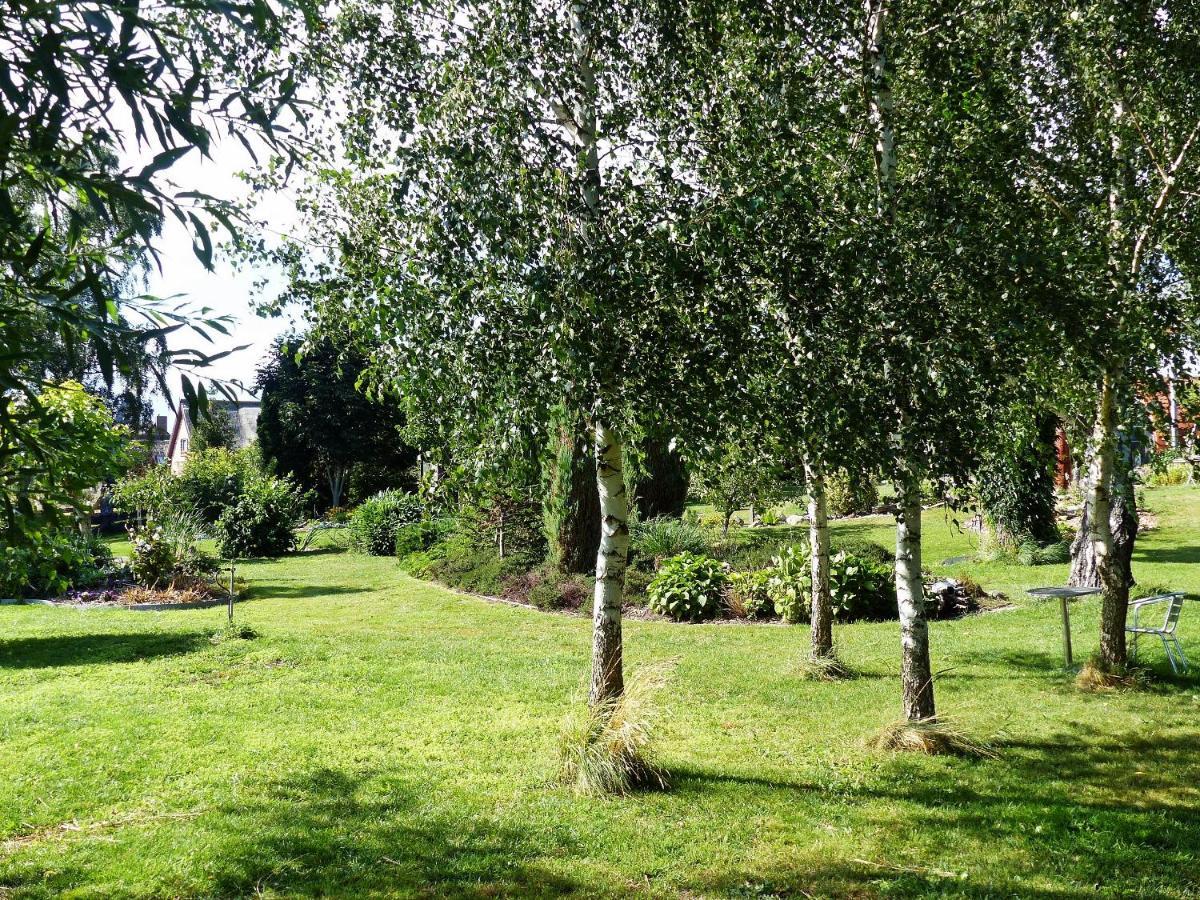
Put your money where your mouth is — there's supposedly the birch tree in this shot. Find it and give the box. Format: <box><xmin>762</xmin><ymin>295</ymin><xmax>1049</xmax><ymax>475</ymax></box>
<box><xmin>267</xmin><ymin>0</ymin><xmax>753</xmax><ymax>705</ymax></box>
<box><xmin>1015</xmin><ymin>1</ymin><xmax>1200</xmax><ymax>673</ymax></box>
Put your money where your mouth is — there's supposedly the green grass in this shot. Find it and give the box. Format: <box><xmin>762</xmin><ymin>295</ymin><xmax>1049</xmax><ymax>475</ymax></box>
<box><xmin>1</xmin><ymin>488</ymin><xmax>1198</xmax><ymax>897</ymax></box>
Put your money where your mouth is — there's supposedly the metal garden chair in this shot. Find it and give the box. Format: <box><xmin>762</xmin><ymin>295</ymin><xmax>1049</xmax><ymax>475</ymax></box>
<box><xmin>1127</xmin><ymin>593</ymin><xmax>1190</xmax><ymax>674</ymax></box>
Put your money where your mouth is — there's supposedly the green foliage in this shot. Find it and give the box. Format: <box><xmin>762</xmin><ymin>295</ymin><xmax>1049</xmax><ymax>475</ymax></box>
<box><xmin>1</xmin><ymin>1</ymin><xmax>320</xmax><ymax>543</ymax></box>
<box><xmin>0</xmin><ymin>530</ymin><xmax>109</xmax><ymax>599</ymax></box>
<box><xmin>691</xmin><ymin>444</ymin><xmax>788</xmax><ymax>535</ymax></box>
<box><xmin>408</xmin><ymin>530</ymin><xmax>530</xmax><ymax>597</ymax></box>
<box><xmin>766</xmin><ymin>544</ymin><xmax>896</xmax><ymax>624</ymax></box>
<box><xmin>832</xmin><ymin>538</ymin><xmax>894</xmax><ymax>567</ymax></box>
<box><xmin>527</xmin><ymin>573</ymin><xmax>590</xmax><ymax>612</ymax></box>
<box><xmin>216</xmin><ymin>476</ymin><xmax>309</xmax><ymax>559</ymax></box>
<box><xmin>190</xmin><ymin>411</ymin><xmax>239</xmax><ymax>453</ymax></box>
<box><xmin>977</xmin><ymin>414</ymin><xmax>1059</xmax><ymax>547</ymax></box>
<box><xmin>766</xmin><ymin>545</ymin><xmax>809</xmax><ymax>624</ymax></box>
<box><xmin>1</xmin><ymin>382</ymin><xmax>134</xmax><ymax>538</ymax></box>
<box><xmin>632</xmin><ymin>517</ymin><xmax>713</xmax><ymax>566</ymax></box>
<box><xmin>622</xmin><ymin>568</ymin><xmax>653</xmax><ymax>606</ymax></box>
<box><xmin>728</xmin><ymin>569</ymin><xmax>774</xmax><ymax>620</ymax></box>
<box><xmin>647</xmin><ymin>553</ymin><xmax>729</xmax><ymax>623</ymax></box>
<box><xmin>112</xmin><ymin>465</ymin><xmax>179</xmax><ymax>523</ymax></box>
<box><xmin>825</xmin><ymin>471</ymin><xmax>880</xmax><ymax>518</ymax></box>
<box><xmin>175</xmin><ymin>447</ymin><xmax>263</xmax><ymax>524</ymax></box>
<box><xmin>349</xmin><ymin>490</ymin><xmax>423</xmax><ymax>556</ymax></box>
<box><xmin>1016</xmin><ymin>538</ymin><xmax>1071</xmax><ymax>567</ymax></box>
<box><xmin>394</xmin><ymin>518</ymin><xmax>457</xmax><ymax>559</ymax></box>
<box><xmin>256</xmin><ymin>334</ymin><xmax>417</xmax><ymax>508</ymax></box>
<box><xmin>127</xmin><ymin>514</ymin><xmax>218</xmax><ymax>589</ymax></box>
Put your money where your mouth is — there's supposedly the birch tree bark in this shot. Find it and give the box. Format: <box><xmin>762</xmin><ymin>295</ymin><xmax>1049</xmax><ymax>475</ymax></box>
<box><xmin>1083</xmin><ymin>371</ymin><xmax>1130</xmax><ymax>670</ymax></box>
<box><xmin>865</xmin><ymin>0</ymin><xmax>935</xmax><ymax>719</ymax></box>
<box><xmin>805</xmin><ymin>460</ymin><xmax>833</xmax><ymax>660</ymax></box>
<box><xmin>896</xmin><ymin>475</ymin><xmax>935</xmax><ymax>720</ymax></box>
<box><xmin>590</xmin><ymin>420</ymin><xmax>630</xmax><ymax>704</ymax></box>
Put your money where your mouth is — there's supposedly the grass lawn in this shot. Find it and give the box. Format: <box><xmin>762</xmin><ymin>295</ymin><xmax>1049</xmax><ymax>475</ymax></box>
<box><xmin>1</xmin><ymin>488</ymin><xmax>1198</xmax><ymax>897</ymax></box>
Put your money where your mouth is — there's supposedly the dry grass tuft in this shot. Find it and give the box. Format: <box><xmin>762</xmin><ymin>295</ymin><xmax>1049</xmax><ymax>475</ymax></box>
<box><xmin>557</xmin><ymin>660</ymin><xmax>676</xmax><ymax>796</ymax></box>
<box><xmin>796</xmin><ymin>653</ymin><xmax>855</xmax><ymax>681</ymax></box>
<box><xmin>873</xmin><ymin>717</ymin><xmax>998</xmax><ymax>759</ymax></box>
<box><xmin>1075</xmin><ymin>658</ymin><xmax>1149</xmax><ymax>692</ymax></box>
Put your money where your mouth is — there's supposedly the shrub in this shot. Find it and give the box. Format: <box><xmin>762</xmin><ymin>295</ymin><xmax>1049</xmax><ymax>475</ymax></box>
<box><xmin>215</xmin><ymin>475</ymin><xmax>308</xmax><ymax>558</ymax></box>
<box><xmin>647</xmin><ymin>552</ymin><xmax>729</xmax><ymax>622</ymax></box>
<box><xmin>394</xmin><ymin>518</ymin><xmax>454</xmax><ymax>558</ymax></box>
<box><xmin>826</xmin><ymin>470</ymin><xmax>879</xmax><ymax>517</ymax></box>
<box><xmin>349</xmin><ymin>489</ymin><xmax>422</xmax><ymax>555</ymax></box>
<box><xmin>176</xmin><ymin>447</ymin><xmax>261</xmax><ymax>523</ymax></box>
<box><xmin>728</xmin><ymin>569</ymin><xmax>773</xmax><ymax>619</ymax></box>
<box><xmin>832</xmin><ymin>538</ymin><xmax>893</xmax><ymax>566</ymax></box>
<box><xmin>112</xmin><ymin>465</ymin><xmax>180</xmax><ymax>524</ymax></box>
<box><xmin>724</xmin><ymin>533</ymin><xmax>805</xmax><ymax>572</ymax></box>
<box><xmin>827</xmin><ymin>549</ymin><xmax>895</xmax><ymax>621</ymax></box>
<box><xmin>759</xmin><ymin>507</ymin><xmax>783</xmax><ymax>526</ymax></box>
<box><xmin>1146</xmin><ymin>463</ymin><xmax>1192</xmax><ymax>487</ymax></box>
<box><xmin>623</xmin><ymin>568</ymin><xmax>653</xmax><ymax>605</ymax></box>
<box><xmin>528</xmin><ymin>574</ymin><xmax>590</xmax><ymax>612</ymax></box>
<box><xmin>413</xmin><ymin>530</ymin><xmax>531</xmax><ymax>596</ymax></box>
<box><xmin>1016</xmin><ymin>538</ymin><xmax>1071</xmax><ymax>566</ymax></box>
<box><xmin>128</xmin><ymin>513</ymin><xmax>218</xmax><ymax>588</ymax></box>
<box><xmin>633</xmin><ymin>517</ymin><xmax>713</xmax><ymax>566</ymax></box>
<box><xmin>0</xmin><ymin>530</ymin><xmax>109</xmax><ymax>599</ymax></box>
<box><xmin>767</xmin><ymin>545</ymin><xmax>809</xmax><ymax>623</ymax></box>
<box><xmin>766</xmin><ymin>544</ymin><xmax>896</xmax><ymax>623</ymax></box>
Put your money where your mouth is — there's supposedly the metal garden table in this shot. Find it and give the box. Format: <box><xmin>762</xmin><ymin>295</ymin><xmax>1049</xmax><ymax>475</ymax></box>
<box><xmin>1025</xmin><ymin>586</ymin><xmax>1102</xmax><ymax>668</ymax></box>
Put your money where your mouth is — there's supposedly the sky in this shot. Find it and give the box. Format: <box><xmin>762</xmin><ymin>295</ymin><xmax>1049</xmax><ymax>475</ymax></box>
<box><xmin>140</xmin><ymin>144</ymin><xmax>305</xmax><ymax>416</ymax></box>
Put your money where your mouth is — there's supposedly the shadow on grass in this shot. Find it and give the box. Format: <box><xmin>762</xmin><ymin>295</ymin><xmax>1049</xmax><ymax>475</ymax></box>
<box><xmin>685</xmin><ymin>725</ymin><xmax>1200</xmax><ymax>898</ymax></box>
<box><xmin>1132</xmin><ymin>544</ymin><xmax>1200</xmax><ymax>566</ymax></box>
<box><xmin>245</xmin><ymin>583</ymin><xmax>370</xmax><ymax>601</ymax></box>
<box><xmin>0</xmin><ymin>631</ymin><xmax>205</xmax><ymax>669</ymax></box>
<box><xmin>212</xmin><ymin>768</ymin><xmax>581</xmax><ymax>897</ymax></box>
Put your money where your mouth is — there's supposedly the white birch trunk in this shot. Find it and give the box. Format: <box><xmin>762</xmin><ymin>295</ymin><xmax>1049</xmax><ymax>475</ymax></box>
<box><xmin>805</xmin><ymin>460</ymin><xmax>833</xmax><ymax>660</ymax></box>
<box><xmin>1086</xmin><ymin>371</ymin><xmax>1129</xmax><ymax>669</ymax></box>
<box><xmin>895</xmin><ymin>476</ymin><xmax>934</xmax><ymax>720</ymax></box>
<box><xmin>590</xmin><ymin>421</ymin><xmax>629</xmax><ymax>704</ymax></box>
<box><xmin>865</xmin><ymin>0</ymin><xmax>896</xmax><ymax>223</ymax></box>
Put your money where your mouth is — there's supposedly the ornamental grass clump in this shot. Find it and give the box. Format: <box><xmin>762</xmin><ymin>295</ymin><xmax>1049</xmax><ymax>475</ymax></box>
<box><xmin>873</xmin><ymin>717</ymin><xmax>997</xmax><ymax>758</ymax></box>
<box><xmin>557</xmin><ymin>661</ymin><xmax>675</xmax><ymax>796</ymax></box>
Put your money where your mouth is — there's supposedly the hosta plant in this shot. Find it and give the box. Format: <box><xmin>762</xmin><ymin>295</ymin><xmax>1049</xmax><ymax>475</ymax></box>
<box><xmin>647</xmin><ymin>552</ymin><xmax>729</xmax><ymax>623</ymax></box>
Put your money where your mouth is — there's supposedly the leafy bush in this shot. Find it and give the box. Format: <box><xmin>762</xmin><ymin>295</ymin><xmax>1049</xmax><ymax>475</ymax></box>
<box><xmin>128</xmin><ymin>514</ymin><xmax>218</xmax><ymax>588</ymax></box>
<box><xmin>0</xmin><ymin>530</ymin><xmax>109</xmax><ymax>598</ymax></box>
<box><xmin>1146</xmin><ymin>463</ymin><xmax>1192</xmax><ymax>487</ymax></box>
<box><xmin>112</xmin><ymin>465</ymin><xmax>180</xmax><ymax>524</ymax></box>
<box><xmin>723</xmin><ymin>533</ymin><xmax>804</xmax><ymax>572</ymax></box>
<box><xmin>766</xmin><ymin>545</ymin><xmax>809</xmax><ymax>623</ymax></box>
<box><xmin>215</xmin><ymin>475</ymin><xmax>308</xmax><ymax>558</ymax></box>
<box><xmin>623</xmin><ymin>568</ymin><xmax>653</xmax><ymax>605</ymax></box>
<box><xmin>766</xmin><ymin>544</ymin><xmax>896</xmax><ymax>623</ymax></box>
<box><xmin>759</xmin><ymin>508</ymin><xmax>783</xmax><ymax>526</ymax></box>
<box><xmin>825</xmin><ymin>470</ymin><xmax>879</xmax><ymax>517</ymax></box>
<box><xmin>826</xmin><ymin>549</ymin><xmax>895</xmax><ymax>620</ymax></box>
<box><xmin>832</xmin><ymin>538</ymin><xmax>893</xmax><ymax>566</ymax></box>
<box><xmin>728</xmin><ymin>569</ymin><xmax>773</xmax><ymax>619</ymax></box>
<box><xmin>633</xmin><ymin>517</ymin><xmax>713</xmax><ymax>566</ymax></box>
<box><xmin>528</xmin><ymin>574</ymin><xmax>590</xmax><ymax>612</ymax></box>
<box><xmin>1016</xmin><ymin>538</ymin><xmax>1071</xmax><ymax>566</ymax></box>
<box><xmin>647</xmin><ymin>552</ymin><xmax>729</xmax><ymax>622</ymax></box>
<box><xmin>349</xmin><ymin>489</ymin><xmax>422</xmax><ymax>555</ymax></box>
<box><xmin>394</xmin><ymin>518</ymin><xmax>454</xmax><ymax>558</ymax></box>
<box><xmin>176</xmin><ymin>447</ymin><xmax>261</xmax><ymax>523</ymax></box>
